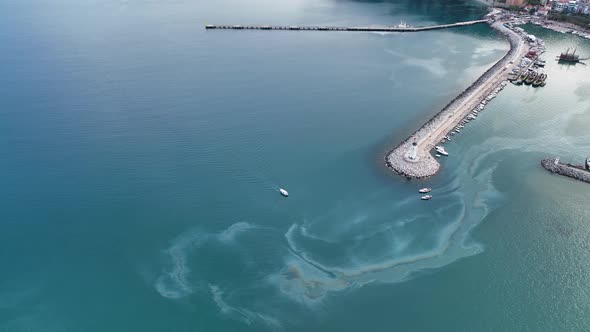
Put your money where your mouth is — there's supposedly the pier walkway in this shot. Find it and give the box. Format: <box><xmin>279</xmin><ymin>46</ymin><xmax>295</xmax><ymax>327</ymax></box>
<box><xmin>385</xmin><ymin>21</ymin><xmax>526</xmax><ymax>178</ymax></box>
<box><xmin>205</xmin><ymin>20</ymin><xmax>488</xmax><ymax>32</ymax></box>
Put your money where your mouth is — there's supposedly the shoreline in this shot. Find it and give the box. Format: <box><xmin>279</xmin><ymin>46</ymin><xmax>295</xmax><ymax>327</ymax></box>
<box><xmin>385</xmin><ymin>19</ymin><xmax>525</xmax><ymax>179</ymax></box>
<box><xmin>542</xmin><ymin>17</ymin><xmax>590</xmax><ymax>35</ymax></box>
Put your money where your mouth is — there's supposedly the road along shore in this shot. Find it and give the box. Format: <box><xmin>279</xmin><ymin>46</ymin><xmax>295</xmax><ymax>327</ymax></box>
<box><xmin>385</xmin><ymin>21</ymin><xmax>525</xmax><ymax>179</ymax></box>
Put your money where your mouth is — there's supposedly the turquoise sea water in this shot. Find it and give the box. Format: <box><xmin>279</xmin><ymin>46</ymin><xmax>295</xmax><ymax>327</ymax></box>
<box><xmin>1</xmin><ymin>1</ymin><xmax>590</xmax><ymax>331</ymax></box>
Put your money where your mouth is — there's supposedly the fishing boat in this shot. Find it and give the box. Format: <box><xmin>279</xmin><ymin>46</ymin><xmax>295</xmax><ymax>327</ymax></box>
<box><xmin>515</xmin><ymin>72</ymin><xmax>526</xmax><ymax>85</ymax></box>
<box><xmin>419</xmin><ymin>188</ymin><xmax>432</xmax><ymax>193</ymax></box>
<box><xmin>279</xmin><ymin>188</ymin><xmax>289</xmax><ymax>197</ymax></box>
<box><xmin>525</xmin><ymin>72</ymin><xmax>536</xmax><ymax>85</ymax></box>
<box><xmin>421</xmin><ymin>195</ymin><xmax>433</xmax><ymax>200</ymax></box>
<box><xmin>532</xmin><ymin>73</ymin><xmax>546</xmax><ymax>87</ymax></box>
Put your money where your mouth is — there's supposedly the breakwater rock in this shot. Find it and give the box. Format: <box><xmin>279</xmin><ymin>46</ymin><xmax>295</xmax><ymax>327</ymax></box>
<box><xmin>385</xmin><ymin>21</ymin><xmax>521</xmax><ymax>179</ymax></box>
<box><xmin>541</xmin><ymin>158</ymin><xmax>590</xmax><ymax>184</ymax></box>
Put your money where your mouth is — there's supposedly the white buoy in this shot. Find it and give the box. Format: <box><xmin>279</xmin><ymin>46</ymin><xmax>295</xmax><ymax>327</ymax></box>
<box><xmin>279</xmin><ymin>188</ymin><xmax>289</xmax><ymax>197</ymax></box>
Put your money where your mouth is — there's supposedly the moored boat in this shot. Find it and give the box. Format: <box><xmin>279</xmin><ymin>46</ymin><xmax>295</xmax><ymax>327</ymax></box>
<box><xmin>525</xmin><ymin>72</ymin><xmax>536</xmax><ymax>85</ymax></box>
<box><xmin>419</xmin><ymin>188</ymin><xmax>432</xmax><ymax>193</ymax></box>
<box><xmin>435</xmin><ymin>146</ymin><xmax>449</xmax><ymax>156</ymax></box>
<box><xmin>421</xmin><ymin>195</ymin><xmax>433</xmax><ymax>200</ymax></box>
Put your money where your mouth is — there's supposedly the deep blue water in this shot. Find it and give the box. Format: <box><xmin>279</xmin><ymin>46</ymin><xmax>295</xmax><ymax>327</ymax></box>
<box><xmin>1</xmin><ymin>1</ymin><xmax>590</xmax><ymax>331</ymax></box>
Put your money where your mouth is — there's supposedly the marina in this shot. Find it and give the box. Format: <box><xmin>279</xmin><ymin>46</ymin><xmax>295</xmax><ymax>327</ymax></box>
<box><xmin>385</xmin><ymin>17</ymin><xmax>527</xmax><ymax>179</ymax></box>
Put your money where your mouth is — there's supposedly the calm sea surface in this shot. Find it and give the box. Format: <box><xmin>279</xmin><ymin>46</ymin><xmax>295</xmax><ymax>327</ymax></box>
<box><xmin>1</xmin><ymin>0</ymin><xmax>590</xmax><ymax>331</ymax></box>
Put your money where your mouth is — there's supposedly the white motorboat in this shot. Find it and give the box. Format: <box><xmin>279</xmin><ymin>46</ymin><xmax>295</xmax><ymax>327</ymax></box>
<box><xmin>419</xmin><ymin>188</ymin><xmax>432</xmax><ymax>193</ymax></box>
<box><xmin>279</xmin><ymin>188</ymin><xmax>289</xmax><ymax>197</ymax></box>
<box><xmin>435</xmin><ymin>146</ymin><xmax>449</xmax><ymax>156</ymax></box>
<box><xmin>421</xmin><ymin>195</ymin><xmax>433</xmax><ymax>200</ymax></box>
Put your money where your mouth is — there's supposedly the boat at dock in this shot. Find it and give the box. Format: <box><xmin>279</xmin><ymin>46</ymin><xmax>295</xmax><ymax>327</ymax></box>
<box><xmin>525</xmin><ymin>72</ymin><xmax>536</xmax><ymax>85</ymax></box>
<box><xmin>515</xmin><ymin>72</ymin><xmax>526</xmax><ymax>85</ymax></box>
<box><xmin>435</xmin><ymin>146</ymin><xmax>448</xmax><ymax>156</ymax></box>
<box><xmin>395</xmin><ymin>21</ymin><xmax>412</xmax><ymax>28</ymax></box>
<box><xmin>532</xmin><ymin>73</ymin><xmax>547</xmax><ymax>87</ymax></box>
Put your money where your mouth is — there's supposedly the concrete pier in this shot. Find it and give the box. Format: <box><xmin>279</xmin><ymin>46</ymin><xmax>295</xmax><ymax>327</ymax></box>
<box><xmin>541</xmin><ymin>158</ymin><xmax>590</xmax><ymax>184</ymax></box>
<box><xmin>205</xmin><ymin>20</ymin><xmax>488</xmax><ymax>33</ymax></box>
<box><xmin>385</xmin><ymin>21</ymin><xmax>525</xmax><ymax>179</ymax></box>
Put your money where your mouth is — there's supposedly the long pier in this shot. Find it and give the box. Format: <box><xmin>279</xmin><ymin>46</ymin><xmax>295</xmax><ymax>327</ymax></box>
<box><xmin>205</xmin><ymin>20</ymin><xmax>488</xmax><ymax>32</ymax></box>
<box><xmin>385</xmin><ymin>21</ymin><xmax>525</xmax><ymax>178</ymax></box>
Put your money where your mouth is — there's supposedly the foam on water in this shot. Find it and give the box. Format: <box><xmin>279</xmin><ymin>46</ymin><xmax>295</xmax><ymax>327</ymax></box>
<box><xmin>268</xmin><ymin>134</ymin><xmax>508</xmax><ymax>305</ymax></box>
<box><xmin>210</xmin><ymin>284</ymin><xmax>282</xmax><ymax>330</ymax></box>
<box><xmin>155</xmin><ymin>231</ymin><xmax>208</xmax><ymax>299</ymax></box>
<box><xmin>155</xmin><ymin>222</ymin><xmax>259</xmax><ymax>299</ymax></box>
<box><xmin>218</xmin><ymin>221</ymin><xmax>257</xmax><ymax>243</ymax></box>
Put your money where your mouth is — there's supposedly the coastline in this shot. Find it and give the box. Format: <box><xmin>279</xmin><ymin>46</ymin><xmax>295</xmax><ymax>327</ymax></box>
<box><xmin>385</xmin><ymin>19</ymin><xmax>524</xmax><ymax>179</ymax></box>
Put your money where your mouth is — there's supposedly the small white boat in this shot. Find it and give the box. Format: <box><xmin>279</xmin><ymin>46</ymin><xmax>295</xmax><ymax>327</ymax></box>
<box><xmin>421</xmin><ymin>195</ymin><xmax>433</xmax><ymax>200</ymax></box>
<box><xmin>436</xmin><ymin>153</ymin><xmax>442</xmax><ymax>157</ymax></box>
<box><xmin>279</xmin><ymin>188</ymin><xmax>289</xmax><ymax>197</ymax></box>
<box><xmin>419</xmin><ymin>188</ymin><xmax>432</xmax><ymax>193</ymax></box>
<box><xmin>435</xmin><ymin>146</ymin><xmax>448</xmax><ymax>156</ymax></box>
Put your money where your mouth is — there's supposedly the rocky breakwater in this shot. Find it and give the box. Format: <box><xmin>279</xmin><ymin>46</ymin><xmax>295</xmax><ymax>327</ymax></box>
<box><xmin>385</xmin><ymin>21</ymin><xmax>522</xmax><ymax>179</ymax></box>
<box><xmin>541</xmin><ymin>158</ymin><xmax>590</xmax><ymax>184</ymax></box>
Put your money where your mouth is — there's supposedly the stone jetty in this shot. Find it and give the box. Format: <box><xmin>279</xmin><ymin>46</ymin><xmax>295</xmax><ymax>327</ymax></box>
<box><xmin>541</xmin><ymin>158</ymin><xmax>590</xmax><ymax>184</ymax></box>
<box><xmin>385</xmin><ymin>21</ymin><xmax>524</xmax><ymax>179</ymax></box>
